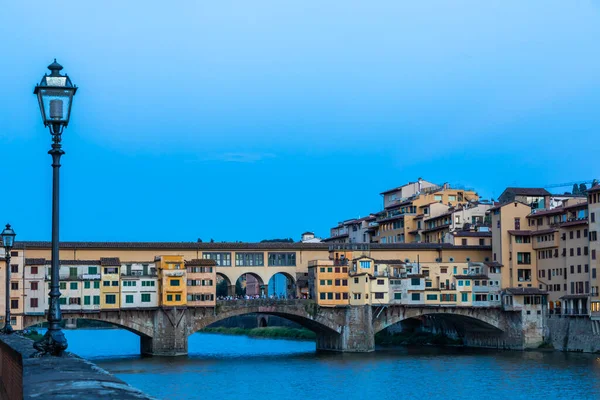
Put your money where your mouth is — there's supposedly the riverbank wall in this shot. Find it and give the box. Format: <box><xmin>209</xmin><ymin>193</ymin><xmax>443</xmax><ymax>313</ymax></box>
<box><xmin>0</xmin><ymin>334</ymin><xmax>154</xmax><ymax>400</ymax></box>
<box><xmin>546</xmin><ymin>317</ymin><xmax>600</xmax><ymax>353</ymax></box>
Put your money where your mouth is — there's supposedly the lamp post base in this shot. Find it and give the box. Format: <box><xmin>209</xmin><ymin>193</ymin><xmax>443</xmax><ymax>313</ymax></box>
<box><xmin>33</xmin><ymin>329</ymin><xmax>68</xmax><ymax>357</ymax></box>
<box><xmin>0</xmin><ymin>324</ymin><xmax>14</xmax><ymax>334</ymax></box>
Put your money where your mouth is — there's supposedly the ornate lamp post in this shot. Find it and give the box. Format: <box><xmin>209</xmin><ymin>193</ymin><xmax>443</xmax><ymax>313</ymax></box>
<box><xmin>1</xmin><ymin>224</ymin><xmax>16</xmax><ymax>334</ymax></box>
<box><xmin>33</xmin><ymin>60</ymin><xmax>77</xmax><ymax>356</ymax></box>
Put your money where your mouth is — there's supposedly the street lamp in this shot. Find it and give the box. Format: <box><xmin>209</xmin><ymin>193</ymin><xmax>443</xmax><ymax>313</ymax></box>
<box><xmin>33</xmin><ymin>60</ymin><xmax>77</xmax><ymax>356</ymax></box>
<box><xmin>1</xmin><ymin>224</ymin><xmax>16</xmax><ymax>334</ymax></box>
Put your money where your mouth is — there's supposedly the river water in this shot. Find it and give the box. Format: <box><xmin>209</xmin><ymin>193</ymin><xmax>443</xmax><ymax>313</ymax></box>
<box><xmin>57</xmin><ymin>329</ymin><xmax>600</xmax><ymax>400</ymax></box>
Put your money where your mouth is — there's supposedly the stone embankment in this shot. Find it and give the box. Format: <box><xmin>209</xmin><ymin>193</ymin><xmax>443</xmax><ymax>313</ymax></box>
<box><xmin>0</xmin><ymin>334</ymin><xmax>154</xmax><ymax>400</ymax></box>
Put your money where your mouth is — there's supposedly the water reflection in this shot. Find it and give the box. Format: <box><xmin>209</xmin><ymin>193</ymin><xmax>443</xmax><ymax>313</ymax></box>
<box><xmin>57</xmin><ymin>329</ymin><xmax>600</xmax><ymax>400</ymax></box>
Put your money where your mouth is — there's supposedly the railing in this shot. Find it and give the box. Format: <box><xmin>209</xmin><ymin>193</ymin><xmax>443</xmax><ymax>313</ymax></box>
<box><xmin>121</xmin><ymin>271</ymin><xmax>157</xmax><ymax>277</ymax></box>
<box><xmin>216</xmin><ymin>299</ymin><xmax>312</xmax><ymax>307</ymax></box>
<box><xmin>80</xmin><ymin>274</ymin><xmax>101</xmax><ymax>280</ymax></box>
<box><xmin>562</xmin><ymin>309</ymin><xmax>589</xmax><ymax>316</ymax></box>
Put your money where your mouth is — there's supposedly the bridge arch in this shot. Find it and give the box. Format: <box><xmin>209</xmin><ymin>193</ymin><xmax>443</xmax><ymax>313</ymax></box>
<box><xmin>266</xmin><ymin>271</ymin><xmax>296</xmax><ymax>298</ymax></box>
<box><xmin>373</xmin><ymin>306</ymin><xmax>505</xmax><ymax>336</ymax></box>
<box><xmin>187</xmin><ymin>301</ymin><xmax>343</xmax><ymax>336</ymax></box>
<box><xmin>23</xmin><ymin>311</ymin><xmax>154</xmax><ymax>338</ymax></box>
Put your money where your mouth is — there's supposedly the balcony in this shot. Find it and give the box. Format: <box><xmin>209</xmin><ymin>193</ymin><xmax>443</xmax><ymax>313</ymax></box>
<box><xmin>121</xmin><ymin>270</ymin><xmax>157</xmax><ymax>277</ymax></box>
<box><xmin>80</xmin><ymin>274</ymin><xmax>101</xmax><ymax>280</ymax></box>
<box><xmin>562</xmin><ymin>309</ymin><xmax>588</xmax><ymax>316</ymax></box>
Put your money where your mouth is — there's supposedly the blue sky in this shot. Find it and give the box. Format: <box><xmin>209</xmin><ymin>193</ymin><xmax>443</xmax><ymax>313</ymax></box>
<box><xmin>1</xmin><ymin>1</ymin><xmax>599</xmax><ymax>242</ymax></box>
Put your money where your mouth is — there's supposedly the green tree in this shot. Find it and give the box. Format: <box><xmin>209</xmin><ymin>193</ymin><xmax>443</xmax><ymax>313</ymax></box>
<box><xmin>592</xmin><ymin>179</ymin><xmax>598</xmax><ymax>188</ymax></box>
<box><xmin>235</xmin><ymin>279</ymin><xmax>246</xmax><ymax>296</ymax></box>
<box><xmin>572</xmin><ymin>184</ymin><xmax>580</xmax><ymax>195</ymax></box>
<box><xmin>579</xmin><ymin>183</ymin><xmax>587</xmax><ymax>194</ymax></box>
<box><xmin>216</xmin><ymin>279</ymin><xmax>228</xmax><ymax>297</ymax></box>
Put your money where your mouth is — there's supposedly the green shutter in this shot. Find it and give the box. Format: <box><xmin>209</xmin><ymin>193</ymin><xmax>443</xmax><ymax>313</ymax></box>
<box><xmin>84</xmin><ymin>296</ymin><xmax>90</xmax><ymax>305</ymax></box>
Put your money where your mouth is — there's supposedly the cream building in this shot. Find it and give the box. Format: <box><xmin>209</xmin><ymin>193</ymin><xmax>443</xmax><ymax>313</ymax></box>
<box><xmin>121</xmin><ymin>261</ymin><xmax>158</xmax><ymax>308</ymax></box>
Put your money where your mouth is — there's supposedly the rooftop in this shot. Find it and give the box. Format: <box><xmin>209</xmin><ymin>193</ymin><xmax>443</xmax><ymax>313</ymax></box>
<box><xmin>502</xmin><ymin>187</ymin><xmax>551</xmax><ymax>196</ymax></box>
<box><xmin>452</xmin><ymin>231</ymin><xmax>492</xmax><ymax>237</ymax></box>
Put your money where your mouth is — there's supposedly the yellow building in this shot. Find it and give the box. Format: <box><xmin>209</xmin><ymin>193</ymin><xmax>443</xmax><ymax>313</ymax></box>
<box><xmin>588</xmin><ymin>185</ymin><xmax>600</xmax><ymax>319</ymax></box>
<box><xmin>185</xmin><ymin>259</ymin><xmax>216</xmax><ymax>306</ymax></box>
<box><xmin>100</xmin><ymin>257</ymin><xmax>121</xmax><ymax>309</ymax></box>
<box><xmin>156</xmin><ymin>255</ymin><xmax>187</xmax><ymax>307</ymax></box>
<box><xmin>376</xmin><ymin>181</ymin><xmax>479</xmax><ymax>244</ymax></box>
<box><xmin>308</xmin><ymin>260</ymin><xmax>349</xmax><ymax>306</ymax></box>
<box><xmin>490</xmin><ymin>201</ymin><xmax>539</xmax><ymax>289</ymax></box>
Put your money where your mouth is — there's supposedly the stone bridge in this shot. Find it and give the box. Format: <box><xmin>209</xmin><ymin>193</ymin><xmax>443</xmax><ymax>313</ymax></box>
<box><xmin>23</xmin><ymin>301</ymin><xmax>537</xmax><ymax>356</ymax></box>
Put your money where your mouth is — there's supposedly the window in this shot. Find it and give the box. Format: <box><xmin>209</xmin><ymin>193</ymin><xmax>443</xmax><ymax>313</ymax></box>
<box><xmin>394</xmin><ymin>293</ymin><xmax>402</xmax><ymax>300</ymax></box>
<box><xmin>354</xmin><ymin>277</ymin><xmax>359</xmax><ymax>284</ymax></box>
<box><xmin>31</xmin><ymin>266</ymin><xmax>38</xmax><ymax>275</ymax></box>
<box><xmin>60</xmin><ymin>282</ymin><xmax>67</xmax><ymax>290</ymax></box>
<box><xmin>69</xmin><ymin>267</ymin><xmax>78</xmax><ymax>278</ymax></box>
<box><xmin>170</xmin><ymin>279</ymin><xmax>180</xmax><ymax>286</ymax></box>
<box><xmin>142</xmin><ymin>281</ymin><xmax>156</xmax><ymax>287</ymax></box>
<box><xmin>320</xmin><ymin>268</ymin><xmax>325</xmax><ymax>273</ymax></box>
<box><xmin>377</xmin><ymin>279</ymin><xmax>385</xmax><ymax>285</ymax></box>
<box><xmin>111</xmin><ymin>281</ymin><xmax>118</xmax><ymax>286</ymax></box>
<box><xmin>514</xmin><ymin>218</ymin><xmax>520</xmax><ymax>230</ymax></box>
<box><xmin>319</xmin><ymin>279</ymin><xmax>326</xmax><ymax>286</ymax></box>
<box><xmin>31</xmin><ymin>281</ymin><xmax>38</xmax><ymax>291</ymax></box>
<box><xmin>461</xmin><ymin>293</ymin><xmax>468</xmax><ymax>302</ymax></box>
<box><xmin>94</xmin><ymin>281</ymin><xmax>100</xmax><ymax>289</ymax></box>
<box><xmin>202</xmin><ymin>252</ymin><xmax>232</xmax><ymax>266</ymax></box>
<box><xmin>126</xmin><ymin>295</ymin><xmax>134</xmax><ymax>304</ymax></box>
<box><xmin>235</xmin><ymin>253</ymin><xmax>264</xmax><ymax>266</ymax></box>
<box><xmin>465</xmin><ymin>280</ymin><xmax>471</xmax><ymax>286</ymax></box>
<box><xmin>10</xmin><ymin>282</ymin><xmax>18</xmax><ymax>290</ymax></box>
<box><xmin>167</xmin><ymin>294</ymin><xmax>173</xmax><ymax>301</ymax></box>
<box><xmin>105</xmin><ymin>294</ymin><xmax>116</xmax><ymax>304</ymax></box>
<box><xmin>320</xmin><ymin>293</ymin><xmax>326</xmax><ymax>300</ymax></box>
<box><xmin>410</xmin><ymin>278</ymin><xmax>420</xmax><ymax>286</ymax></box>
<box><xmin>411</xmin><ymin>293</ymin><xmax>420</xmax><ymax>301</ymax></box>
<box><xmin>84</xmin><ymin>296</ymin><xmax>90</xmax><ymax>305</ymax></box>
<box><xmin>103</xmin><ymin>281</ymin><xmax>110</xmax><ymax>287</ymax></box>
<box><xmin>360</xmin><ymin>260</ymin><xmax>371</xmax><ymax>269</ymax></box>
<box><xmin>93</xmin><ymin>296</ymin><xmax>100</xmax><ymax>305</ymax></box>
<box><xmin>69</xmin><ymin>298</ymin><xmax>81</xmax><ymax>305</ymax></box>
<box><xmin>426</xmin><ymin>294</ymin><xmax>438</xmax><ymax>300</ymax></box>
<box><xmin>175</xmin><ymin>294</ymin><xmax>181</xmax><ymax>301</ymax></box>
<box><xmin>327</xmin><ymin>293</ymin><xmax>333</xmax><ymax>300</ymax></box>
<box><xmin>517</xmin><ymin>252</ymin><xmax>531</xmax><ymax>265</ymax></box>
<box><xmin>104</xmin><ymin>267</ymin><xmax>118</xmax><ymax>274</ymax></box>
<box><xmin>59</xmin><ymin>298</ymin><xmax>66</xmax><ymax>305</ymax></box>
<box><xmin>84</xmin><ymin>281</ymin><xmax>90</xmax><ymax>289</ymax></box>
<box><xmin>375</xmin><ymin>293</ymin><xmax>384</xmax><ymax>299</ymax></box>
<box><xmin>30</xmin><ymin>298</ymin><xmax>38</xmax><ymax>308</ymax></box>
<box><xmin>70</xmin><ymin>282</ymin><xmax>77</xmax><ymax>290</ymax></box>
<box><xmin>10</xmin><ymin>265</ymin><xmax>18</xmax><ymax>273</ymax></box>
<box><xmin>142</xmin><ymin>294</ymin><xmax>151</xmax><ymax>303</ymax></box>
<box><xmin>462</xmin><ymin>239</ymin><xmax>467</xmax><ymax>246</ymax></box>
<box><xmin>267</xmin><ymin>252</ymin><xmax>296</xmax><ymax>266</ymax></box>
<box><xmin>123</xmin><ymin>281</ymin><xmax>137</xmax><ymax>287</ymax></box>
<box><xmin>88</xmin><ymin>266</ymin><xmax>98</xmax><ymax>274</ymax></box>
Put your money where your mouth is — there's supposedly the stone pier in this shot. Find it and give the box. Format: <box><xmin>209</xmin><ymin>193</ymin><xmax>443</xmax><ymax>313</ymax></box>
<box><xmin>141</xmin><ymin>308</ymin><xmax>189</xmax><ymax>356</ymax></box>
<box><xmin>317</xmin><ymin>306</ymin><xmax>375</xmax><ymax>352</ymax></box>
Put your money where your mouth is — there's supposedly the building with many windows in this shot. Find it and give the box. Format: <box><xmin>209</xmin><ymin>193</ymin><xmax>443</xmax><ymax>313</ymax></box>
<box><xmin>186</xmin><ymin>259</ymin><xmax>216</xmax><ymax>306</ymax></box>
<box><xmin>100</xmin><ymin>258</ymin><xmax>121</xmax><ymax>309</ymax></box>
<box><xmin>156</xmin><ymin>255</ymin><xmax>186</xmax><ymax>307</ymax></box>
<box><xmin>121</xmin><ymin>261</ymin><xmax>158</xmax><ymax>308</ymax></box>
<box><xmin>588</xmin><ymin>184</ymin><xmax>600</xmax><ymax>319</ymax></box>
